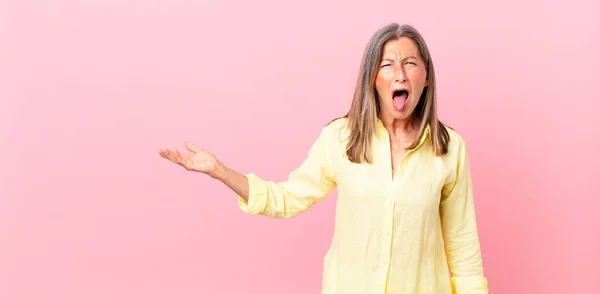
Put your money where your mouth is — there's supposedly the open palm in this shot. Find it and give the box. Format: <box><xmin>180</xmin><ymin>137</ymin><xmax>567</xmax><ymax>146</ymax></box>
<box><xmin>158</xmin><ymin>141</ymin><xmax>218</xmax><ymax>176</ymax></box>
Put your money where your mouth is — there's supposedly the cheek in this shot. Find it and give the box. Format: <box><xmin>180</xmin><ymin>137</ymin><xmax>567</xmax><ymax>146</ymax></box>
<box><xmin>408</xmin><ymin>69</ymin><xmax>427</xmax><ymax>88</ymax></box>
<box><xmin>375</xmin><ymin>71</ymin><xmax>393</xmax><ymax>92</ymax></box>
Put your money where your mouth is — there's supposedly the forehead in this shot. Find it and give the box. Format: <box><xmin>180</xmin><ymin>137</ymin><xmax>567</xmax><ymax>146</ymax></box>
<box><xmin>382</xmin><ymin>37</ymin><xmax>420</xmax><ymax>58</ymax></box>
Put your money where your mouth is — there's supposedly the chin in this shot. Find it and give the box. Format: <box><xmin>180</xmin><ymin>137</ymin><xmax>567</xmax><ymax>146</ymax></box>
<box><xmin>393</xmin><ymin>109</ymin><xmax>414</xmax><ymax>120</ymax></box>
<box><xmin>382</xmin><ymin>104</ymin><xmax>414</xmax><ymax>121</ymax></box>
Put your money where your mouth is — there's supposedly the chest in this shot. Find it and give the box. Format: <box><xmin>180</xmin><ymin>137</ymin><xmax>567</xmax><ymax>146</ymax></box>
<box><xmin>335</xmin><ymin>140</ymin><xmax>447</xmax><ymax>204</ymax></box>
<box><xmin>390</xmin><ymin>139</ymin><xmax>410</xmax><ymax>171</ymax></box>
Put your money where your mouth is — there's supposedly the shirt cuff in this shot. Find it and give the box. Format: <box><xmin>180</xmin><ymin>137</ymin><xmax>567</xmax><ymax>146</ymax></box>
<box><xmin>451</xmin><ymin>276</ymin><xmax>488</xmax><ymax>294</ymax></box>
<box><xmin>237</xmin><ymin>173</ymin><xmax>268</xmax><ymax>215</ymax></box>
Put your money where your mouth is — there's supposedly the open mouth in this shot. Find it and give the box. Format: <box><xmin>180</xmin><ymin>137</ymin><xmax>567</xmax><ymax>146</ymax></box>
<box><xmin>392</xmin><ymin>90</ymin><xmax>409</xmax><ymax>111</ymax></box>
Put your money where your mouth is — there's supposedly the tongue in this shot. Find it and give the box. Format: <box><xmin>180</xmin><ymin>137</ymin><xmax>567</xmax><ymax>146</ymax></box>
<box><xmin>392</xmin><ymin>94</ymin><xmax>408</xmax><ymax>111</ymax></box>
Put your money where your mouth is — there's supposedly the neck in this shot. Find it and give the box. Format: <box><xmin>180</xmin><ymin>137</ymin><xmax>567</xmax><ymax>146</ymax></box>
<box><xmin>380</xmin><ymin>116</ymin><xmax>417</xmax><ymax>138</ymax></box>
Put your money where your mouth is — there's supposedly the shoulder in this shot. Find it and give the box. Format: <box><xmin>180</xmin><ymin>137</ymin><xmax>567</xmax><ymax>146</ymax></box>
<box><xmin>442</xmin><ymin>124</ymin><xmax>468</xmax><ymax>157</ymax></box>
<box><xmin>320</xmin><ymin>117</ymin><xmax>350</xmax><ymax>143</ymax></box>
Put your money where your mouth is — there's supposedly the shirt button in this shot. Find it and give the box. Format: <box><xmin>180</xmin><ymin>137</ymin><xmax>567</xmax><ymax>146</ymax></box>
<box><xmin>387</xmin><ymin>200</ymin><xmax>393</xmax><ymax>206</ymax></box>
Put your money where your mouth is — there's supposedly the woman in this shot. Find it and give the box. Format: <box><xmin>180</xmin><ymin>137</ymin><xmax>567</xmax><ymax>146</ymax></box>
<box><xmin>159</xmin><ymin>23</ymin><xmax>488</xmax><ymax>294</ymax></box>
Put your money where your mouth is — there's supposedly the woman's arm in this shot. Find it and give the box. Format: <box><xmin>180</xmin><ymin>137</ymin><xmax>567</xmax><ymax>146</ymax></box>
<box><xmin>159</xmin><ymin>125</ymin><xmax>337</xmax><ymax>219</ymax></box>
<box><xmin>233</xmin><ymin>127</ymin><xmax>337</xmax><ymax>218</ymax></box>
<box><xmin>440</xmin><ymin>139</ymin><xmax>488</xmax><ymax>294</ymax></box>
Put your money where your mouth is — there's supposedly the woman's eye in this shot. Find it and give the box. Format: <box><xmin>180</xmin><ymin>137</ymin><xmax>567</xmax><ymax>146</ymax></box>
<box><xmin>381</xmin><ymin>64</ymin><xmax>391</xmax><ymax>68</ymax></box>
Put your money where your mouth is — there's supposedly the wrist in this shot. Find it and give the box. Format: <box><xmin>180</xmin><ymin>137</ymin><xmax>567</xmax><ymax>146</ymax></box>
<box><xmin>210</xmin><ymin>160</ymin><xmax>226</xmax><ymax>180</ymax></box>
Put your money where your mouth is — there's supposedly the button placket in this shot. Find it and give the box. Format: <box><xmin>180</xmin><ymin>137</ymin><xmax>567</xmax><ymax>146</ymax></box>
<box><xmin>379</xmin><ymin>194</ymin><xmax>394</xmax><ymax>276</ymax></box>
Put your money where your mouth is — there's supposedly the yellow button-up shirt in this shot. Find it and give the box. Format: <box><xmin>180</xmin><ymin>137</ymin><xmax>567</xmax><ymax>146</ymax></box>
<box><xmin>237</xmin><ymin>118</ymin><xmax>488</xmax><ymax>294</ymax></box>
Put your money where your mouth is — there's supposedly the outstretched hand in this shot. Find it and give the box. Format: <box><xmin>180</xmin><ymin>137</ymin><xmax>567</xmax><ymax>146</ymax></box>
<box><xmin>158</xmin><ymin>141</ymin><xmax>222</xmax><ymax>178</ymax></box>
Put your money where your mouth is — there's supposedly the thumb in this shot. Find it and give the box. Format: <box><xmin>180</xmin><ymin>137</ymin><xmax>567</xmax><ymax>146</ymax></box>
<box><xmin>184</xmin><ymin>141</ymin><xmax>201</xmax><ymax>153</ymax></box>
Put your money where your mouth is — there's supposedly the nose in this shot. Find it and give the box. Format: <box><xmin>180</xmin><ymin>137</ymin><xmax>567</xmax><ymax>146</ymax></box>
<box><xmin>394</xmin><ymin>66</ymin><xmax>407</xmax><ymax>82</ymax></box>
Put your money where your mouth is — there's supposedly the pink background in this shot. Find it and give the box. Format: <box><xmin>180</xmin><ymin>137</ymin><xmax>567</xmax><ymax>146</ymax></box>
<box><xmin>2</xmin><ymin>0</ymin><xmax>599</xmax><ymax>293</ymax></box>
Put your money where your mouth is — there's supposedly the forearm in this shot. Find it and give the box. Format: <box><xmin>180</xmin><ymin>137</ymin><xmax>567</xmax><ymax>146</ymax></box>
<box><xmin>212</xmin><ymin>161</ymin><xmax>250</xmax><ymax>201</ymax></box>
<box><xmin>221</xmin><ymin>126</ymin><xmax>336</xmax><ymax>217</ymax></box>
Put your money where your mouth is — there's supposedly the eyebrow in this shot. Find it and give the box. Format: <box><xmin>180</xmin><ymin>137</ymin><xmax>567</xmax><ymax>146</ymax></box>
<box><xmin>381</xmin><ymin>56</ymin><xmax>418</xmax><ymax>62</ymax></box>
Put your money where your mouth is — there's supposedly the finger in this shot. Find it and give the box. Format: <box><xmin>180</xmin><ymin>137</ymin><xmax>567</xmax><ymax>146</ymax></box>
<box><xmin>162</xmin><ymin>148</ymin><xmax>182</xmax><ymax>164</ymax></box>
<box><xmin>158</xmin><ymin>148</ymin><xmax>170</xmax><ymax>158</ymax></box>
<box><xmin>159</xmin><ymin>148</ymin><xmax>191</xmax><ymax>169</ymax></box>
<box><xmin>173</xmin><ymin>149</ymin><xmax>184</xmax><ymax>164</ymax></box>
<box><xmin>158</xmin><ymin>148</ymin><xmax>169</xmax><ymax>158</ymax></box>
<box><xmin>184</xmin><ymin>141</ymin><xmax>201</xmax><ymax>153</ymax></box>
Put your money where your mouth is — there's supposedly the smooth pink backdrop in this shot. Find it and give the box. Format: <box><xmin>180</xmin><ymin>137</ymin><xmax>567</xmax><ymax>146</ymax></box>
<box><xmin>2</xmin><ymin>0</ymin><xmax>599</xmax><ymax>293</ymax></box>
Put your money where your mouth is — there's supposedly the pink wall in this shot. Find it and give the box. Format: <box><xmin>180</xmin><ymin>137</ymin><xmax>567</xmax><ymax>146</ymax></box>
<box><xmin>2</xmin><ymin>0</ymin><xmax>599</xmax><ymax>293</ymax></box>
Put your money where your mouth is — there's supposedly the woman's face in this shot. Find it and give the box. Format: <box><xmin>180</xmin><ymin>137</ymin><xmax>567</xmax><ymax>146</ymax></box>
<box><xmin>375</xmin><ymin>37</ymin><xmax>429</xmax><ymax>124</ymax></box>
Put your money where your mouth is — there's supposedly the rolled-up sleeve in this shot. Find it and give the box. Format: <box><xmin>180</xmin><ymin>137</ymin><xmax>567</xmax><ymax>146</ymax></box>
<box><xmin>237</xmin><ymin>127</ymin><xmax>336</xmax><ymax>218</ymax></box>
<box><xmin>440</xmin><ymin>139</ymin><xmax>488</xmax><ymax>294</ymax></box>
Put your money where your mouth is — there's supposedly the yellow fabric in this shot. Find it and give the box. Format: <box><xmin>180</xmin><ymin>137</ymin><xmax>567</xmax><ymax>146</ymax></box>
<box><xmin>237</xmin><ymin>118</ymin><xmax>488</xmax><ymax>294</ymax></box>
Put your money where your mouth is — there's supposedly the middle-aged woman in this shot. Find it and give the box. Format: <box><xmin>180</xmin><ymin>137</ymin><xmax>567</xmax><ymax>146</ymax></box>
<box><xmin>159</xmin><ymin>23</ymin><xmax>488</xmax><ymax>294</ymax></box>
